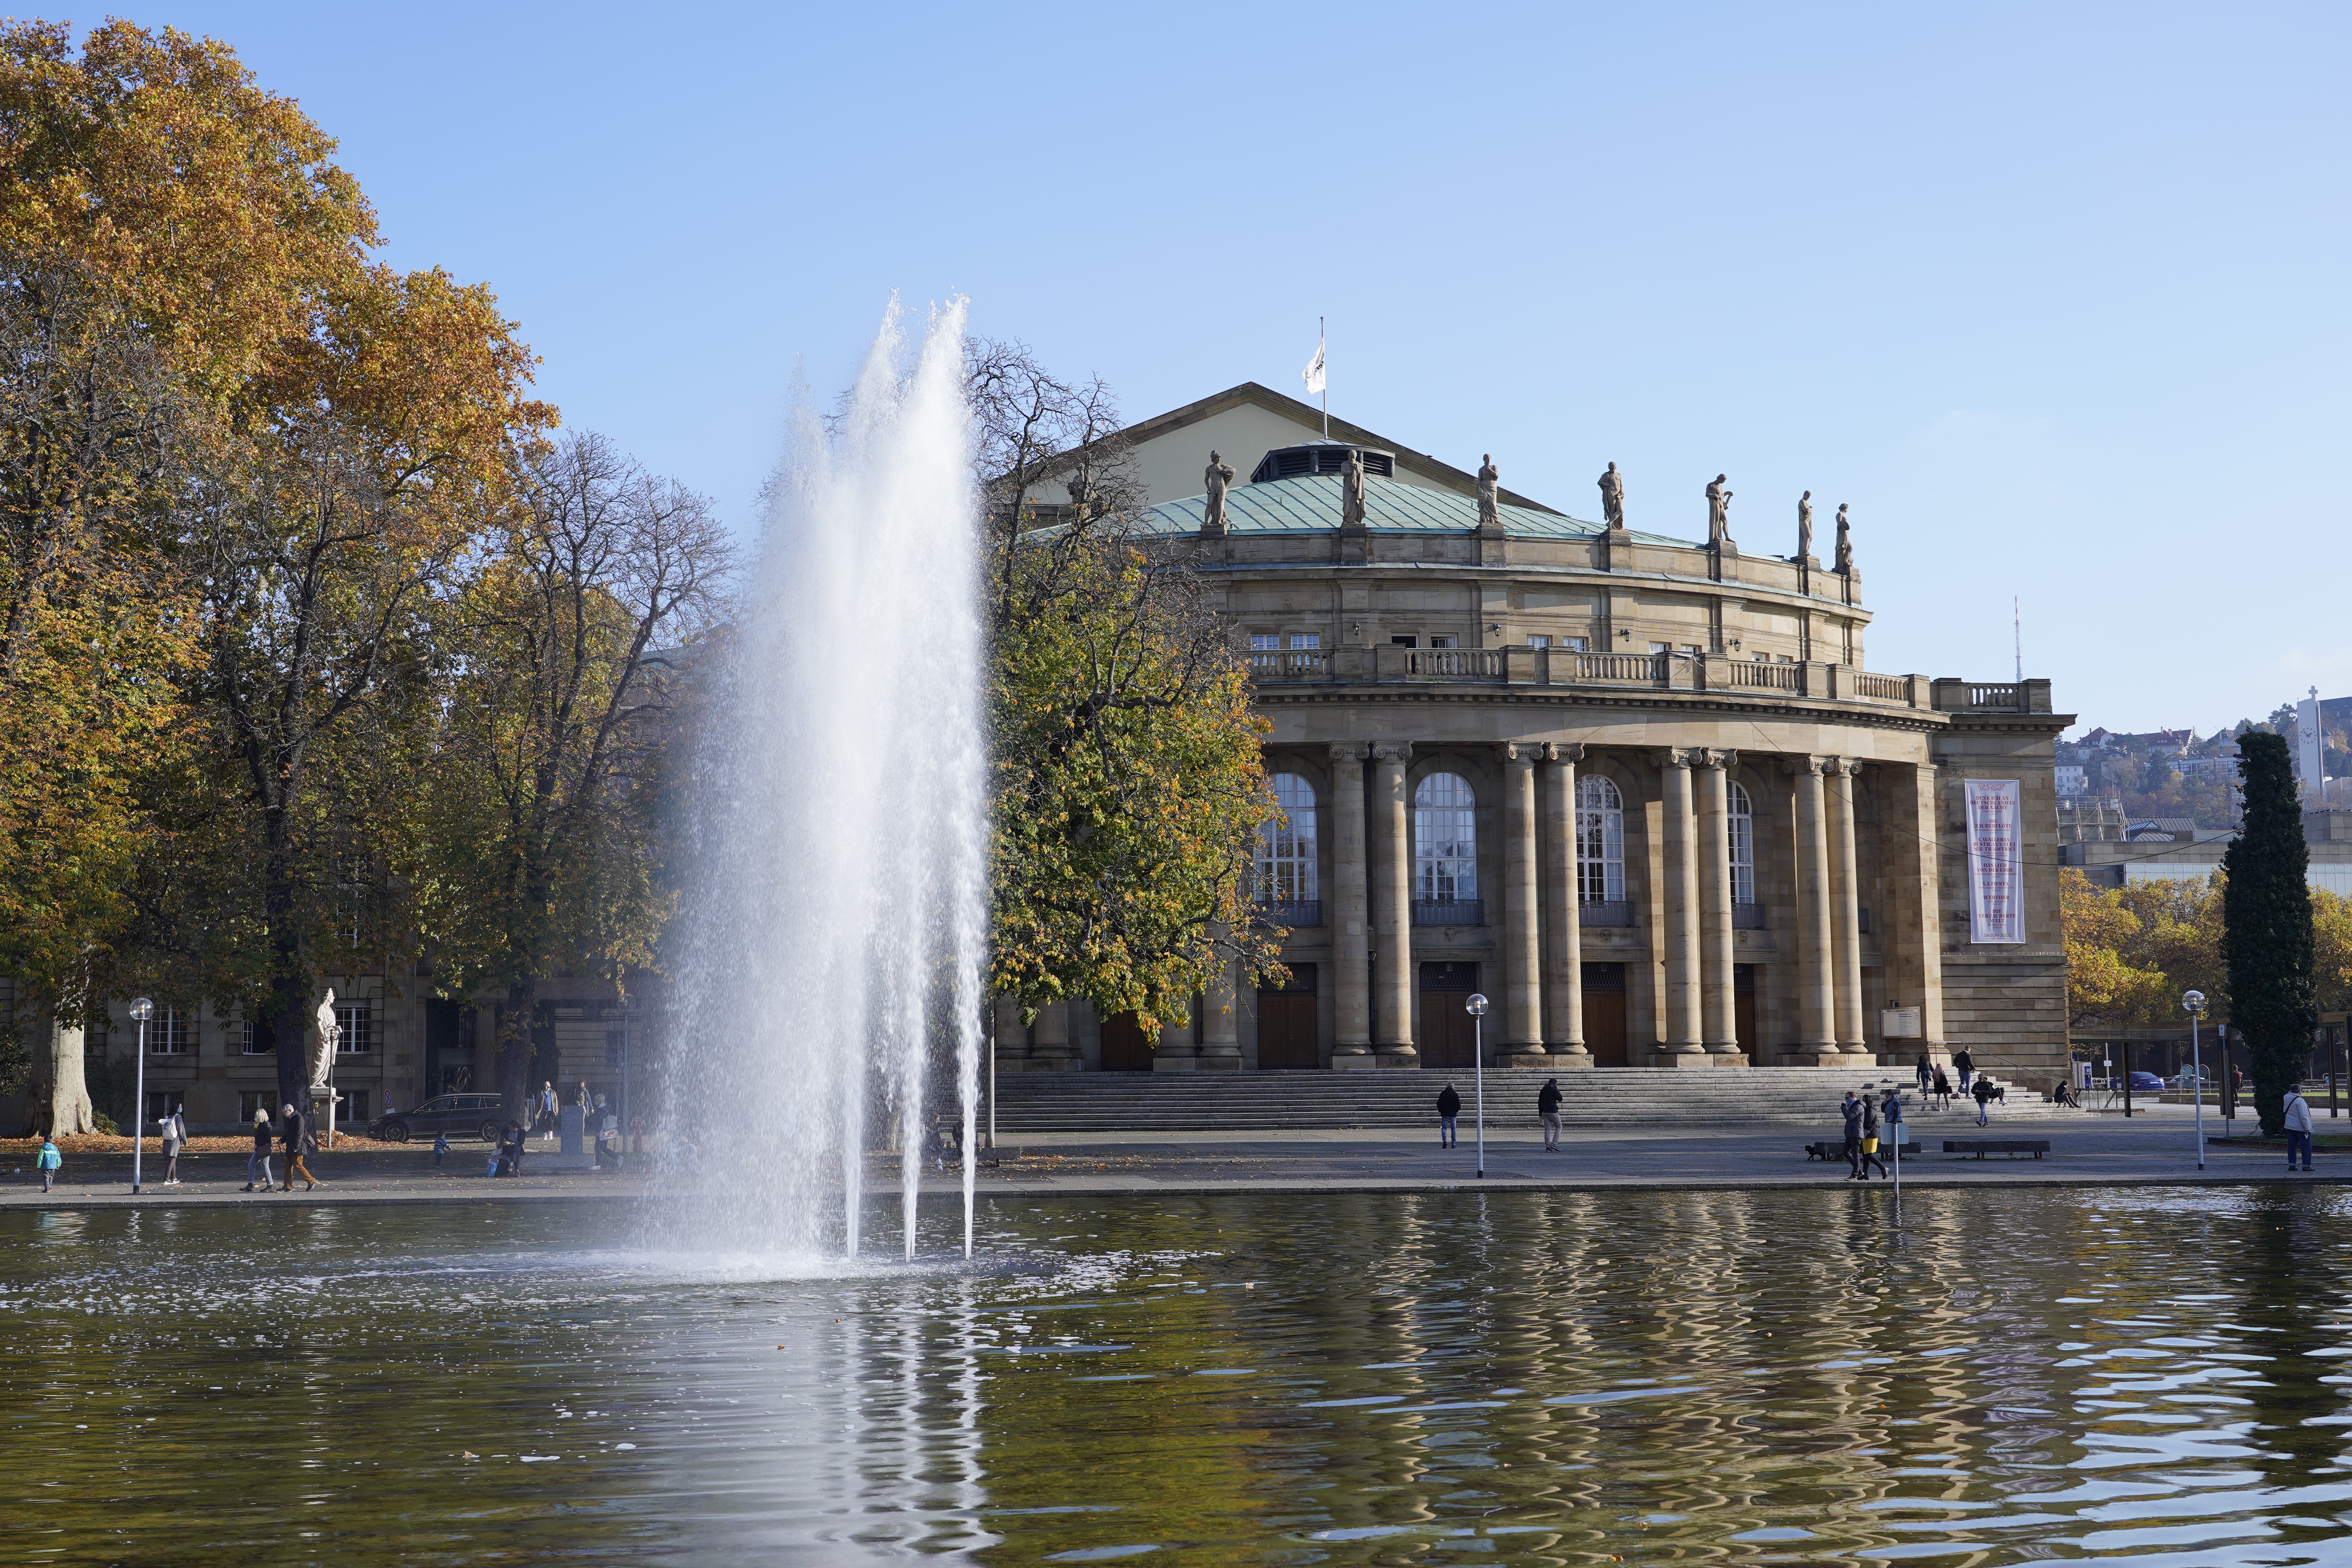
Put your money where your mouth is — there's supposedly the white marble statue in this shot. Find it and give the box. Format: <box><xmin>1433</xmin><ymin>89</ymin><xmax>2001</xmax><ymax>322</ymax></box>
<box><xmin>309</xmin><ymin>989</ymin><xmax>341</xmax><ymax>1088</ymax></box>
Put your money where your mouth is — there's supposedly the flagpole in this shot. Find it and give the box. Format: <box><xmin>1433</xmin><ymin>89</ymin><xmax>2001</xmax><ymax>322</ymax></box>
<box><xmin>1320</xmin><ymin>316</ymin><xmax>1328</xmax><ymax>438</ymax></box>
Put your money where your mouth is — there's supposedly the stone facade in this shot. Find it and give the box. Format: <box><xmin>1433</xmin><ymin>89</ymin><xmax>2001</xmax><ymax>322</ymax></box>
<box><xmin>1001</xmin><ymin>423</ymin><xmax>2074</xmax><ymax>1089</ymax></box>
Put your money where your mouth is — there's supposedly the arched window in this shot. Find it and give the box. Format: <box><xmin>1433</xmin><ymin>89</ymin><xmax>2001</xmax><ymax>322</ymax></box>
<box><xmin>1414</xmin><ymin>773</ymin><xmax>1477</xmax><ymax>902</ymax></box>
<box><xmin>1728</xmin><ymin>780</ymin><xmax>1755</xmax><ymax>905</ymax></box>
<box><xmin>1254</xmin><ymin>774</ymin><xmax>1319</xmax><ymax>904</ymax></box>
<box><xmin>1577</xmin><ymin>775</ymin><xmax>1624</xmax><ymax>903</ymax></box>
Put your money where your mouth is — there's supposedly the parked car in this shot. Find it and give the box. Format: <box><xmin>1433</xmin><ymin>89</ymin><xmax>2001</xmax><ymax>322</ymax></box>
<box><xmin>376</xmin><ymin>1094</ymin><xmax>507</xmax><ymax>1144</ymax></box>
<box><xmin>2126</xmin><ymin>1071</ymin><xmax>2167</xmax><ymax>1093</ymax></box>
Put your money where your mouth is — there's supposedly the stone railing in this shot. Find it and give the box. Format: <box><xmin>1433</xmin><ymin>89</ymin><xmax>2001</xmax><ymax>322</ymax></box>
<box><xmin>1928</xmin><ymin>678</ymin><xmax>2053</xmax><ymax>714</ymax></box>
<box><xmin>1246</xmin><ymin>644</ymin><xmax>1941</xmax><ymax>708</ymax></box>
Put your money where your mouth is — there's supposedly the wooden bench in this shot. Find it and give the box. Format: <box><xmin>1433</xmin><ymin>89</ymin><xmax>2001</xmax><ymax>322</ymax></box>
<box><xmin>1943</xmin><ymin>1138</ymin><xmax>2051</xmax><ymax>1160</ymax></box>
<box><xmin>1805</xmin><ymin>1140</ymin><xmax>1921</xmax><ymax>1160</ymax></box>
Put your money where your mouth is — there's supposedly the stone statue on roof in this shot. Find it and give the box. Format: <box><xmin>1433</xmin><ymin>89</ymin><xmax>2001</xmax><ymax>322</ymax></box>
<box><xmin>1476</xmin><ymin>454</ymin><xmax>1501</xmax><ymax>531</ymax></box>
<box><xmin>1833</xmin><ymin>503</ymin><xmax>1854</xmax><ymax>573</ymax></box>
<box><xmin>1201</xmin><ymin>450</ymin><xmax>1236</xmax><ymax>537</ymax></box>
<box><xmin>1706</xmin><ymin>474</ymin><xmax>1733</xmax><ymax>547</ymax></box>
<box><xmin>1341</xmin><ymin>448</ymin><xmax>1368</xmax><ymax>530</ymax></box>
<box><xmin>1797</xmin><ymin>490</ymin><xmax>1813</xmax><ymax>559</ymax></box>
<box><xmin>1598</xmin><ymin>462</ymin><xmax>1625</xmax><ymax>530</ymax></box>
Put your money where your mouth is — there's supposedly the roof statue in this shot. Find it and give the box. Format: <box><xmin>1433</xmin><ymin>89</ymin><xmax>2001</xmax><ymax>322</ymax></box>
<box><xmin>1341</xmin><ymin>448</ymin><xmax>1368</xmax><ymax>531</ymax></box>
<box><xmin>1796</xmin><ymin>490</ymin><xmax>1813</xmax><ymax>559</ymax></box>
<box><xmin>1475</xmin><ymin>454</ymin><xmax>1501</xmax><ymax>532</ymax></box>
<box><xmin>1599</xmin><ymin>462</ymin><xmax>1625</xmax><ymax>530</ymax></box>
<box><xmin>309</xmin><ymin>989</ymin><xmax>341</xmax><ymax>1089</ymax></box>
<box><xmin>1201</xmin><ymin>450</ymin><xmax>1236</xmax><ymax>537</ymax></box>
<box><xmin>1705</xmin><ymin>474</ymin><xmax>1733</xmax><ymax>548</ymax></box>
<box><xmin>1833</xmin><ymin>503</ymin><xmax>1853</xmax><ymax>573</ymax></box>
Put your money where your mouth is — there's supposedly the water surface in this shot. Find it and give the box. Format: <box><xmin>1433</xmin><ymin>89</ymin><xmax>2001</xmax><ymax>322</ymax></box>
<box><xmin>5</xmin><ymin>1186</ymin><xmax>2350</xmax><ymax>1564</ymax></box>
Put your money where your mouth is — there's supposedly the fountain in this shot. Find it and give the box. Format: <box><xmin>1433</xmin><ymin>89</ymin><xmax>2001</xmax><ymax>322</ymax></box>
<box><xmin>663</xmin><ymin>296</ymin><xmax>987</xmax><ymax>1261</ymax></box>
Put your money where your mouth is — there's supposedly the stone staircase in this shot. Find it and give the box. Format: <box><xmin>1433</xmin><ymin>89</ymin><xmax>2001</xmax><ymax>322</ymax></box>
<box><xmin>992</xmin><ymin>1067</ymin><xmax>2081</xmax><ymax>1134</ymax></box>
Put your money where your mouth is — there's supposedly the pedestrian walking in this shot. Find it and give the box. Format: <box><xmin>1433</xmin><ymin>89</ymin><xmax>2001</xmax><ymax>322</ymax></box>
<box><xmin>2283</xmin><ymin>1086</ymin><xmax>2316</xmax><ymax>1172</ymax></box>
<box><xmin>1914</xmin><ymin>1052</ymin><xmax>1931</xmax><ymax>1096</ymax></box>
<box><xmin>1971</xmin><ymin>1073</ymin><xmax>1995</xmax><ymax>1127</ymax></box>
<box><xmin>243</xmin><ymin>1111</ymin><xmax>276</xmax><ymax>1191</ymax></box>
<box><xmin>1953</xmin><ymin>1049</ymin><xmax>1975</xmax><ymax>1097</ymax></box>
<box><xmin>36</xmin><ymin>1135</ymin><xmax>60</xmax><ymax>1193</ymax></box>
<box><xmin>537</xmin><ymin>1080</ymin><xmax>558</xmax><ymax>1139</ymax></box>
<box><xmin>1436</xmin><ymin>1083</ymin><xmax>1461</xmax><ymax>1149</ymax></box>
<box><xmin>1931</xmin><ymin>1066</ymin><xmax>1953</xmax><ymax>1111</ymax></box>
<box><xmin>280</xmin><ymin>1103</ymin><xmax>320</xmax><ymax>1191</ymax></box>
<box><xmin>1857</xmin><ymin>1090</ymin><xmax>1890</xmax><ymax>1179</ymax></box>
<box><xmin>1838</xmin><ymin>1091</ymin><xmax>1864</xmax><ymax>1178</ymax></box>
<box><xmin>1537</xmin><ymin>1077</ymin><xmax>1563</xmax><ymax>1152</ymax></box>
<box><xmin>160</xmin><ymin>1106</ymin><xmax>186</xmax><ymax>1185</ymax></box>
<box><xmin>433</xmin><ymin>1131</ymin><xmax>450</xmax><ymax>1167</ymax></box>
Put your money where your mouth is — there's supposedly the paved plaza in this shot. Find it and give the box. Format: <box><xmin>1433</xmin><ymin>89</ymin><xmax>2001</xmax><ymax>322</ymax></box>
<box><xmin>2</xmin><ymin>1103</ymin><xmax>2342</xmax><ymax>1208</ymax></box>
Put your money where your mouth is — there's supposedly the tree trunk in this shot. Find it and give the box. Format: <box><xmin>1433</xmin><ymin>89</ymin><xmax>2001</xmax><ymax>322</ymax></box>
<box><xmin>24</xmin><ymin>1013</ymin><xmax>96</xmax><ymax>1136</ymax></box>
<box><xmin>498</xmin><ymin>981</ymin><xmax>535</xmax><ymax>1120</ymax></box>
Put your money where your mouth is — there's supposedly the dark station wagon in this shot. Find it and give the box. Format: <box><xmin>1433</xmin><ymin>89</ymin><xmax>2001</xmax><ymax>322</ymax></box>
<box><xmin>375</xmin><ymin>1094</ymin><xmax>508</xmax><ymax>1145</ymax></box>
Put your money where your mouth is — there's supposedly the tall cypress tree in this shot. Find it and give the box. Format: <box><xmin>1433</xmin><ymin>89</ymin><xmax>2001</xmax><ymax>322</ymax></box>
<box><xmin>2222</xmin><ymin>731</ymin><xmax>2316</xmax><ymax>1135</ymax></box>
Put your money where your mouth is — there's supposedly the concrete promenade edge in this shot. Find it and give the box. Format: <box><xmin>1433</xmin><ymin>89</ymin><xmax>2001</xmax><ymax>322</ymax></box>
<box><xmin>4</xmin><ymin>1105</ymin><xmax>2346</xmax><ymax>1210</ymax></box>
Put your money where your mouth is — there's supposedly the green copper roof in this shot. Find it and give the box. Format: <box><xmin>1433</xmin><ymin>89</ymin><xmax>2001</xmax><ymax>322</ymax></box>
<box><xmin>1138</xmin><ymin>474</ymin><xmax>1698</xmax><ymax>547</ymax></box>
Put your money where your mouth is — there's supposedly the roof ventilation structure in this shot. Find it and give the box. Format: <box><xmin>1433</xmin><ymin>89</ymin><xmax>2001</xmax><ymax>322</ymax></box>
<box><xmin>1250</xmin><ymin>443</ymin><xmax>1396</xmax><ymax>483</ymax></box>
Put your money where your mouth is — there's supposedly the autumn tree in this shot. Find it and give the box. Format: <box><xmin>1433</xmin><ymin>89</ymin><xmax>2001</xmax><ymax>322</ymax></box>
<box><xmin>973</xmin><ymin>342</ymin><xmax>1281</xmax><ymax>1032</ymax></box>
<box><xmin>0</xmin><ymin>19</ymin><xmax>377</xmax><ymax>1130</ymax></box>
<box><xmin>407</xmin><ymin>432</ymin><xmax>731</xmax><ymax>1114</ymax></box>
<box><xmin>2223</xmin><ymin>731</ymin><xmax>2316</xmax><ymax>1135</ymax></box>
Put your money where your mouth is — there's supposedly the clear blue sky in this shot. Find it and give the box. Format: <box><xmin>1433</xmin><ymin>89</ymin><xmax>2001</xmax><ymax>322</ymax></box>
<box><xmin>119</xmin><ymin>1</ymin><xmax>2350</xmax><ymax>734</ymax></box>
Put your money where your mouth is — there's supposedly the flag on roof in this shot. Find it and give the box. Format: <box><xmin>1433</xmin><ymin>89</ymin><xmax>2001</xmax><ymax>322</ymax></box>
<box><xmin>1301</xmin><ymin>332</ymin><xmax>1325</xmax><ymax>395</ymax></box>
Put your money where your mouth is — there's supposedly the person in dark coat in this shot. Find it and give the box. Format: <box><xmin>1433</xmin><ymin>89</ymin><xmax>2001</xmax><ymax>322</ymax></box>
<box><xmin>1914</xmin><ymin>1052</ymin><xmax>1932</xmax><ymax>1095</ymax></box>
<box><xmin>1857</xmin><ymin>1091</ymin><xmax>1890</xmax><ymax>1179</ymax></box>
<box><xmin>243</xmin><ymin>1111</ymin><xmax>275</xmax><ymax>1192</ymax></box>
<box><xmin>1838</xmin><ymin>1091</ymin><xmax>1864</xmax><ymax>1177</ymax></box>
<box><xmin>1972</xmin><ymin>1073</ymin><xmax>1996</xmax><ymax>1127</ymax></box>
<box><xmin>1952</xmin><ymin>1048</ymin><xmax>1975</xmax><ymax>1097</ymax></box>
<box><xmin>1537</xmin><ymin>1078</ymin><xmax>1563</xmax><ymax>1151</ymax></box>
<box><xmin>279</xmin><ymin>1103</ymin><xmax>319</xmax><ymax>1191</ymax></box>
<box><xmin>1436</xmin><ymin>1084</ymin><xmax>1461</xmax><ymax>1148</ymax></box>
<box><xmin>1931</xmin><ymin>1065</ymin><xmax>1953</xmax><ymax>1110</ymax></box>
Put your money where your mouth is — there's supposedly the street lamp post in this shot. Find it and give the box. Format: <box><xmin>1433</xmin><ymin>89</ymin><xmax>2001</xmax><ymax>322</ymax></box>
<box><xmin>2184</xmin><ymin>989</ymin><xmax>2207</xmax><ymax>1170</ymax></box>
<box><xmin>1465</xmin><ymin>993</ymin><xmax>1490</xmax><ymax>1179</ymax></box>
<box><xmin>127</xmin><ymin>998</ymin><xmax>152</xmax><ymax>1194</ymax></box>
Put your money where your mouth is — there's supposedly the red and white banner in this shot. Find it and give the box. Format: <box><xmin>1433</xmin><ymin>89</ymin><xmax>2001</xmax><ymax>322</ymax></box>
<box><xmin>1964</xmin><ymin>779</ymin><xmax>2024</xmax><ymax>944</ymax></box>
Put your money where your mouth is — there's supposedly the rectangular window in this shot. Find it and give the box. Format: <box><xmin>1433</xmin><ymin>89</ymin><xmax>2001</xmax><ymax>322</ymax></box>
<box><xmin>1427</xmin><ymin>636</ymin><xmax>1455</xmax><ymax>649</ymax></box>
<box><xmin>1390</xmin><ymin>635</ymin><xmax>1418</xmax><ymax>648</ymax></box>
<box><xmin>1249</xmin><ymin>634</ymin><xmax>1279</xmax><ymax>650</ymax></box>
<box><xmin>241</xmin><ymin>1017</ymin><xmax>271</xmax><ymax>1054</ymax></box>
<box><xmin>1527</xmin><ymin>635</ymin><xmax>1550</xmax><ymax>648</ymax></box>
<box><xmin>1680</xmin><ymin>643</ymin><xmax>1702</xmax><ymax>654</ymax></box>
<box><xmin>1563</xmin><ymin>637</ymin><xmax>1590</xmax><ymax>653</ymax></box>
<box><xmin>149</xmin><ymin>1007</ymin><xmax>189</xmax><ymax>1055</ymax></box>
<box><xmin>336</xmin><ymin>1002</ymin><xmax>373</xmax><ymax>1054</ymax></box>
<box><xmin>1287</xmin><ymin>633</ymin><xmax>1319</xmax><ymax>649</ymax></box>
<box><xmin>1648</xmin><ymin>641</ymin><xmax>1669</xmax><ymax>654</ymax></box>
<box><xmin>340</xmin><ymin>1088</ymin><xmax>372</xmax><ymax>1124</ymax></box>
<box><xmin>239</xmin><ymin>1091</ymin><xmax>271</xmax><ymax>1123</ymax></box>
<box><xmin>145</xmin><ymin>1089</ymin><xmax>185</xmax><ymax>1122</ymax></box>
<box><xmin>85</xmin><ymin>1026</ymin><xmax>107</xmax><ymax>1059</ymax></box>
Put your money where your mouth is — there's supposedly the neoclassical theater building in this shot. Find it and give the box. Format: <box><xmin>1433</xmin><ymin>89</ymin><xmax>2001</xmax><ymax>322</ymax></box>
<box><xmin>994</xmin><ymin>383</ymin><xmax>2072</xmax><ymax>1086</ymax></box>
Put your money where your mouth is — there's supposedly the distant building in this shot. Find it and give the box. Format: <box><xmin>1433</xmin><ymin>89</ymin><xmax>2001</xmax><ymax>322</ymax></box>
<box><xmin>2055</xmin><ymin>764</ymin><xmax>2088</xmax><ymax>797</ymax></box>
<box><xmin>2062</xmin><ymin>809</ymin><xmax>2352</xmax><ymax>894</ymax></box>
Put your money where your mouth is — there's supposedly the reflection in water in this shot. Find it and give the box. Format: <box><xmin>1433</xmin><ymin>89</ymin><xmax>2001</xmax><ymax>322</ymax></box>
<box><xmin>3</xmin><ymin>1187</ymin><xmax>2351</xmax><ymax>1563</ymax></box>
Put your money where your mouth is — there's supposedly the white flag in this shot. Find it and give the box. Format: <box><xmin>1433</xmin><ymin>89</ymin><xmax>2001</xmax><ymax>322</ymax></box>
<box><xmin>1301</xmin><ymin>334</ymin><xmax>1325</xmax><ymax>395</ymax></box>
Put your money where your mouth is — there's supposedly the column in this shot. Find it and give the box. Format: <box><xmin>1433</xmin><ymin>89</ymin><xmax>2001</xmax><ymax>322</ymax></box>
<box><xmin>1031</xmin><ymin>1000</ymin><xmax>1072</xmax><ymax>1071</ymax></box>
<box><xmin>993</xmin><ymin>996</ymin><xmax>1031</xmax><ymax>1074</ymax></box>
<box><xmin>1501</xmin><ymin>743</ymin><xmax>1544</xmax><ymax>1065</ymax></box>
<box><xmin>1884</xmin><ymin>760</ymin><xmax>1947</xmax><ymax>1063</ymax></box>
<box><xmin>1696</xmin><ymin>749</ymin><xmax>1741</xmax><ymax>1059</ymax></box>
<box><xmin>1151</xmin><ymin>995</ymin><xmax>1198</xmax><ymax>1073</ymax></box>
<box><xmin>1657</xmin><ymin>749</ymin><xmax>1704</xmax><ymax>1059</ymax></box>
<box><xmin>1371</xmin><ymin>742</ymin><xmax>1417</xmax><ymax>1065</ymax></box>
<box><xmin>1541</xmin><ymin>744</ymin><xmax>1589</xmax><ymax>1063</ymax></box>
<box><xmin>1827</xmin><ymin>759</ymin><xmax>1867</xmax><ymax>1058</ymax></box>
<box><xmin>1787</xmin><ymin>756</ymin><xmax>1838</xmax><ymax>1059</ymax></box>
<box><xmin>1200</xmin><ymin>936</ymin><xmax>1242</xmax><ymax>1071</ymax></box>
<box><xmin>1329</xmin><ymin>743</ymin><xmax>1373</xmax><ymax>1065</ymax></box>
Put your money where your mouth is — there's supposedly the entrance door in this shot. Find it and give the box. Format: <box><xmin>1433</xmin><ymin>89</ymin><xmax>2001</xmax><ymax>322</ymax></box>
<box><xmin>1733</xmin><ymin>965</ymin><xmax>1758</xmax><ymax>1055</ymax></box>
<box><xmin>1583</xmin><ymin>962</ymin><xmax>1628</xmax><ymax>1067</ymax></box>
<box><xmin>1100</xmin><ymin>1011</ymin><xmax>1154</xmax><ymax>1073</ymax></box>
<box><xmin>1418</xmin><ymin>962</ymin><xmax>1480</xmax><ymax>1069</ymax></box>
<box><xmin>1256</xmin><ymin>965</ymin><xmax>1320</xmax><ymax>1069</ymax></box>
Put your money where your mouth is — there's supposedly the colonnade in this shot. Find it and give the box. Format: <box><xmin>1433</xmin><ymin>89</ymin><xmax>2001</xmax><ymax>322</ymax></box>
<box><xmin>1324</xmin><ymin>742</ymin><xmax>1879</xmax><ymax>1068</ymax></box>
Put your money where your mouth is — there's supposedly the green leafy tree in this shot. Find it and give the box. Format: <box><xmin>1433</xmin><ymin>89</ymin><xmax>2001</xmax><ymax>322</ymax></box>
<box><xmin>2222</xmin><ymin>731</ymin><xmax>2316</xmax><ymax>1134</ymax></box>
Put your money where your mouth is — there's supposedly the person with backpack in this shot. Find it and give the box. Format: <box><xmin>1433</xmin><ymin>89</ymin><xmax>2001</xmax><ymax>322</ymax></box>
<box><xmin>2283</xmin><ymin>1085</ymin><xmax>2317</xmax><ymax>1172</ymax></box>
<box><xmin>243</xmin><ymin>1110</ymin><xmax>275</xmax><ymax>1192</ymax></box>
<box><xmin>35</xmin><ymin>1135</ymin><xmax>61</xmax><ymax>1193</ymax></box>
<box><xmin>1953</xmin><ymin>1048</ymin><xmax>1975</xmax><ymax>1098</ymax></box>
<box><xmin>160</xmin><ymin>1105</ymin><xmax>187</xmax><ymax>1185</ymax></box>
<box><xmin>1436</xmin><ymin>1083</ymin><xmax>1461</xmax><ymax>1149</ymax></box>
<box><xmin>1537</xmin><ymin>1078</ymin><xmax>1563</xmax><ymax>1152</ymax></box>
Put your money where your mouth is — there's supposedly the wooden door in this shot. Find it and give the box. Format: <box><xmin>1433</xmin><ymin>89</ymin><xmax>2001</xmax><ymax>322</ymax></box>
<box><xmin>1257</xmin><ymin>993</ymin><xmax>1320</xmax><ymax>1068</ymax></box>
<box><xmin>1100</xmin><ymin>1011</ymin><xmax>1154</xmax><ymax>1073</ymax></box>
<box><xmin>1418</xmin><ymin>962</ymin><xmax>1480</xmax><ymax>1069</ymax></box>
<box><xmin>1583</xmin><ymin>963</ymin><xmax>1628</xmax><ymax>1067</ymax></box>
<box><xmin>1733</xmin><ymin>965</ymin><xmax>1758</xmax><ymax>1056</ymax></box>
